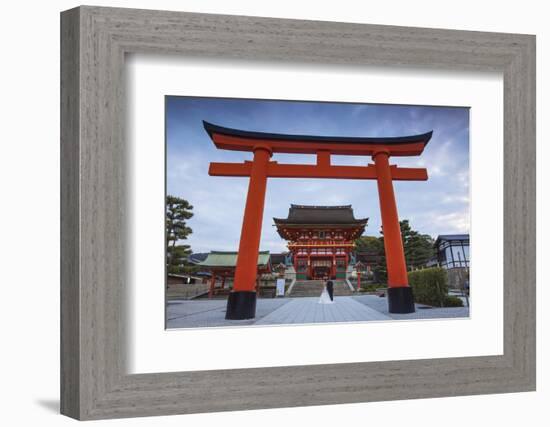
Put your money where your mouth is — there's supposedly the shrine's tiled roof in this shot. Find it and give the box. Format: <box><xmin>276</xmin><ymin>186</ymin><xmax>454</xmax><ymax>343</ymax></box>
<box><xmin>274</xmin><ymin>204</ymin><xmax>368</xmax><ymax>226</ymax></box>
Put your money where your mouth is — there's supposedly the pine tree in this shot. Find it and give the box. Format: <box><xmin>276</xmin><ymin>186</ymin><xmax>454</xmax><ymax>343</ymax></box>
<box><xmin>358</xmin><ymin>219</ymin><xmax>435</xmax><ymax>284</ymax></box>
<box><xmin>166</xmin><ymin>195</ymin><xmax>194</xmax><ymax>274</ymax></box>
<box><xmin>399</xmin><ymin>220</ymin><xmax>435</xmax><ymax>270</ymax></box>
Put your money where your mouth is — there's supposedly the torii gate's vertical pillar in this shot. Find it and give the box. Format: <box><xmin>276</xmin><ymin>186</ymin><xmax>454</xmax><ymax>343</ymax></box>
<box><xmin>226</xmin><ymin>145</ymin><xmax>272</xmax><ymax>320</ymax></box>
<box><xmin>373</xmin><ymin>151</ymin><xmax>416</xmax><ymax>313</ymax></box>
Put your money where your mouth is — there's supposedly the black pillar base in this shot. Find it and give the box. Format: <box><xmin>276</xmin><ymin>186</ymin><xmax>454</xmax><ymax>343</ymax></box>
<box><xmin>387</xmin><ymin>286</ymin><xmax>415</xmax><ymax>314</ymax></box>
<box><xmin>225</xmin><ymin>291</ymin><xmax>257</xmax><ymax>320</ymax></box>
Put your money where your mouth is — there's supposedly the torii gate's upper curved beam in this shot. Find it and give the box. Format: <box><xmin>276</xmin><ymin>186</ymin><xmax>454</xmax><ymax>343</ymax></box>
<box><xmin>203</xmin><ymin>121</ymin><xmax>432</xmax><ymax>156</ymax></box>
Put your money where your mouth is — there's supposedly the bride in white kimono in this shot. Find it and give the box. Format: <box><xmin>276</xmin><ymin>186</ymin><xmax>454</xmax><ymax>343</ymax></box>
<box><xmin>318</xmin><ymin>283</ymin><xmax>334</xmax><ymax>304</ymax></box>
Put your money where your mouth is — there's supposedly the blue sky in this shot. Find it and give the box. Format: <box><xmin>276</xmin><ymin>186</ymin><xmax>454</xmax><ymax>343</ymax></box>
<box><xmin>166</xmin><ymin>96</ymin><xmax>470</xmax><ymax>254</ymax></box>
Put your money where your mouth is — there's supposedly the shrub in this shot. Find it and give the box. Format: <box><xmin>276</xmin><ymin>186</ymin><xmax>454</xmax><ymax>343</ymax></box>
<box><xmin>443</xmin><ymin>295</ymin><xmax>464</xmax><ymax>307</ymax></box>
<box><xmin>408</xmin><ymin>267</ymin><xmax>448</xmax><ymax>307</ymax></box>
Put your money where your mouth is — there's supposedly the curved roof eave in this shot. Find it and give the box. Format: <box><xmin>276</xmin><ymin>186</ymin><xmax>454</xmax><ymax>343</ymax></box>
<box><xmin>273</xmin><ymin>219</ymin><xmax>369</xmax><ymax>226</ymax></box>
<box><xmin>203</xmin><ymin>120</ymin><xmax>433</xmax><ymax>146</ymax></box>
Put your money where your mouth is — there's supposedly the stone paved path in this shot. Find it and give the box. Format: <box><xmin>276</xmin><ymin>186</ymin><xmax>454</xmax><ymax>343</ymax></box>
<box><xmin>254</xmin><ymin>296</ymin><xmax>390</xmax><ymax>325</ymax></box>
<box><xmin>167</xmin><ymin>298</ymin><xmax>290</xmax><ymax>328</ymax></box>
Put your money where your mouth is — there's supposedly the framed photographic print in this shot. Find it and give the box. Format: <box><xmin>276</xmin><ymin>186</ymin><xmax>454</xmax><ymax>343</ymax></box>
<box><xmin>61</xmin><ymin>5</ymin><xmax>535</xmax><ymax>420</ymax></box>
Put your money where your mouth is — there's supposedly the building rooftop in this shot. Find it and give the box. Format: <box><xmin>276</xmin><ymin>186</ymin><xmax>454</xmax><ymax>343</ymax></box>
<box><xmin>187</xmin><ymin>253</ymin><xmax>209</xmax><ymax>264</ymax></box>
<box><xmin>434</xmin><ymin>234</ymin><xmax>470</xmax><ymax>248</ymax></box>
<box><xmin>435</xmin><ymin>234</ymin><xmax>470</xmax><ymax>242</ymax></box>
<box><xmin>192</xmin><ymin>251</ymin><xmax>271</xmax><ymax>268</ymax></box>
<box><xmin>274</xmin><ymin>204</ymin><xmax>368</xmax><ymax>226</ymax></box>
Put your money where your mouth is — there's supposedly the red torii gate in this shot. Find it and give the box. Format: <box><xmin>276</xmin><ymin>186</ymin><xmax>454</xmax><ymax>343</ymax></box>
<box><xmin>203</xmin><ymin>121</ymin><xmax>432</xmax><ymax>320</ymax></box>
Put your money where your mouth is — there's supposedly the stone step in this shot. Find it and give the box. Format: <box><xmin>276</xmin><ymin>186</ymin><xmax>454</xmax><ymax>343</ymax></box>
<box><xmin>289</xmin><ymin>280</ymin><xmax>353</xmax><ymax>297</ymax></box>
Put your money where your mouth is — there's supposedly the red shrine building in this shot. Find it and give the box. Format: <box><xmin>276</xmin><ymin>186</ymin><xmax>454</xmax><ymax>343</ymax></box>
<box><xmin>274</xmin><ymin>205</ymin><xmax>367</xmax><ymax>280</ymax></box>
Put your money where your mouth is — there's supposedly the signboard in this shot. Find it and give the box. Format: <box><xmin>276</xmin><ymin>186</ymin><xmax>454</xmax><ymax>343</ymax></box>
<box><xmin>276</xmin><ymin>278</ymin><xmax>286</xmax><ymax>297</ymax></box>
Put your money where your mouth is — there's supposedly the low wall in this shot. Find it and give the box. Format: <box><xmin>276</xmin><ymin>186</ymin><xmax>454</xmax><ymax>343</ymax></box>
<box><xmin>166</xmin><ymin>282</ymin><xmax>209</xmax><ymax>300</ymax></box>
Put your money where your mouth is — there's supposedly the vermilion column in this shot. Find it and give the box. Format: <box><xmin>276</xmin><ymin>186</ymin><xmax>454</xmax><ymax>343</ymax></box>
<box><xmin>225</xmin><ymin>145</ymin><xmax>271</xmax><ymax>320</ymax></box>
<box><xmin>373</xmin><ymin>151</ymin><xmax>415</xmax><ymax>313</ymax></box>
<box><xmin>208</xmin><ymin>271</ymin><xmax>216</xmax><ymax>299</ymax></box>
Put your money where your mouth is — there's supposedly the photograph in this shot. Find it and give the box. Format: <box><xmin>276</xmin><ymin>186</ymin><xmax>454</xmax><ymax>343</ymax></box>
<box><xmin>165</xmin><ymin>96</ymin><xmax>471</xmax><ymax>328</ymax></box>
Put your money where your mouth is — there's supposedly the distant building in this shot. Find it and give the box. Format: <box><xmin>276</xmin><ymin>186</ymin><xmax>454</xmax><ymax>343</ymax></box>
<box><xmin>434</xmin><ymin>234</ymin><xmax>469</xmax><ymax>269</ymax></box>
<box><xmin>268</xmin><ymin>252</ymin><xmax>289</xmax><ymax>267</ymax></box>
<box><xmin>274</xmin><ymin>204</ymin><xmax>367</xmax><ymax>280</ymax></box>
<box><xmin>192</xmin><ymin>251</ymin><xmax>271</xmax><ymax>280</ymax></box>
<box><xmin>354</xmin><ymin>251</ymin><xmax>383</xmax><ymax>281</ymax></box>
<box><xmin>190</xmin><ymin>251</ymin><xmax>272</xmax><ymax>298</ymax></box>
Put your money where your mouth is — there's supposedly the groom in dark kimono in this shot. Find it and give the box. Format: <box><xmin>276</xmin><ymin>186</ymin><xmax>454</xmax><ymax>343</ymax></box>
<box><xmin>325</xmin><ymin>277</ymin><xmax>334</xmax><ymax>301</ymax></box>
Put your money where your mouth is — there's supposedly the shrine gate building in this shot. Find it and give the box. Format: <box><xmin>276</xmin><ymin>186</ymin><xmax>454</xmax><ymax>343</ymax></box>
<box><xmin>274</xmin><ymin>205</ymin><xmax>367</xmax><ymax>280</ymax></box>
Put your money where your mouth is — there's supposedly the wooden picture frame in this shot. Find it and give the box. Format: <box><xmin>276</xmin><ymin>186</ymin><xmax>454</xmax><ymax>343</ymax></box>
<box><xmin>60</xmin><ymin>5</ymin><xmax>536</xmax><ymax>420</ymax></box>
